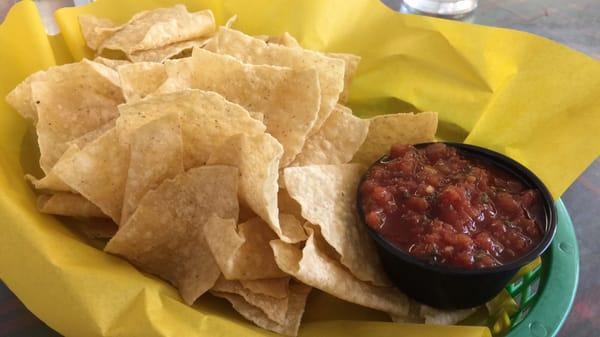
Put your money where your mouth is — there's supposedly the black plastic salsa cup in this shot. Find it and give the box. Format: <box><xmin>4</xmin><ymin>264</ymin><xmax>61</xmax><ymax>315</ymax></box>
<box><xmin>357</xmin><ymin>142</ymin><xmax>557</xmax><ymax>310</ymax></box>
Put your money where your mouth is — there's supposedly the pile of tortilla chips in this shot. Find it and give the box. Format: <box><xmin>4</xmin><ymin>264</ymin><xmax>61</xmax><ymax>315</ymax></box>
<box><xmin>6</xmin><ymin>5</ymin><xmax>460</xmax><ymax>336</ymax></box>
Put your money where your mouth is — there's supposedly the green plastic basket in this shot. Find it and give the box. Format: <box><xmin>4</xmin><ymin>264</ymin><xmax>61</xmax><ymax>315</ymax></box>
<box><xmin>487</xmin><ymin>200</ymin><xmax>579</xmax><ymax>337</ymax></box>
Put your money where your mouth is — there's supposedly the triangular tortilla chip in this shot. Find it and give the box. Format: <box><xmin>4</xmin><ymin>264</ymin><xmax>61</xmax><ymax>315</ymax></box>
<box><xmin>207</xmin><ymin>133</ymin><xmax>283</xmax><ymax>237</ymax></box>
<box><xmin>93</xmin><ymin>57</ymin><xmax>130</xmax><ymax>70</ymax></box>
<box><xmin>352</xmin><ymin>111</ymin><xmax>438</xmax><ymax>166</ymax></box>
<box><xmin>99</xmin><ymin>6</ymin><xmax>215</xmax><ymax>54</ymax></box>
<box><xmin>212</xmin><ymin>282</ymin><xmax>311</xmax><ymax>336</ymax></box>
<box><xmin>203</xmin><ymin>216</ymin><xmax>286</xmax><ymax>280</ymax></box>
<box><xmin>327</xmin><ymin>52</ymin><xmax>361</xmax><ymax>103</ymax></box>
<box><xmin>117</xmin><ymin>89</ymin><xmax>266</xmax><ymax>169</ymax></box>
<box><xmin>5</xmin><ymin>71</ymin><xmax>45</xmax><ymax>123</ymax></box>
<box><xmin>121</xmin><ymin>114</ymin><xmax>184</xmax><ymax>224</ymax></box>
<box><xmin>78</xmin><ymin>15</ymin><xmax>120</xmax><ymax>51</ymax></box>
<box><xmin>31</xmin><ymin>60</ymin><xmax>124</xmax><ymax>172</ymax></box>
<box><xmin>240</xmin><ymin>278</ymin><xmax>290</xmax><ymax>299</ymax></box>
<box><xmin>283</xmin><ymin>164</ymin><xmax>390</xmax><ymax>286</ymax></box>
<box><xmin>158</xmin><ymin>49</ymin><xmax>320</xmax><ymax>166</ymax></box>
<box><xmin>106</xmin><ymin>166</ymin><xmax>239</xmax><ymax>304</ymax></box>
<box><xmin>205</xmin><ymin>28</ymin><xmax>344</xmax><ymax>135</ymax></box>
<box><xmin>37</xmin><ymin>193</ymin><xmax>108</xmax><ymax>218</ymax></box>
<box><xmin>53</xmin><ymin>128</ymin><xmax>129</xmax><ymax>223</ymax></box>
<box><xmin>271</xmin><ymin>228</ymin><xmax>409</xmax><ymax>316</ymax></box>
<box><xmin>212</xmin><ymin>277</ymin><xmax>289</xmax><ymax>324</ymax></box>
<box><xmin>128</xmin><ymin>38</ymin><xmax>210</xmax><ymax>63</ymax></box>
<box><xmin>290</xmin><ymin>105</ymin><xmax>369</xmax><ymax>166</ymax></box>
<box><xmin>117</xmin><ymin>62</ymin><xmax>168</xmax><ymax>102</ymax></box>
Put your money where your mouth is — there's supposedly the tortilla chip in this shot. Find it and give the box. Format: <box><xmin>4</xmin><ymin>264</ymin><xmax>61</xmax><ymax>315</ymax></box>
<box><xmin>240</xmin><ymin>278</ymin><xmax>290</xmax><ymax>299</ymax></box>
<box><xmin>283</xmin><ymin>164</ymin><xmax>389</xmax><ymax>286</ymax></box>
<box><xmin>421</xmin><ymin>305</ymin><xmax>477</xmax><ymax>325</ymax></box>
<box><xmin>207</xmin><ymin>133</ymin><xmax>283</xmax><ymax>236</ymax></box>
<box><xmin>93</xmin><ymin>57</ymin><xmax>130</xmax><ymax>70</ymax></box>
<box><xmin>352</xmin><ymin>111</ymin><xmax>438</xmax><ymax>166</ymax></box>
<box><xmin>117</xmin><ymin>62</ymin><xmax>168</xmax><ymax>102</ymax></box>
<box><xmin>204</xmin><ymin>216</ymin><xmax>286</xmax><ymax>280</ymax></box>
<box><xmin>117</xmin><ymin>89</ymin><xmax>266</xmax><ymax>169</ymax></box>
<box><xmin>26</xmin><ymin>144</ymin><xmax>80</xmax><ymax>192</ymax></box>
<box><xmin>212</xmin><ymin>281</ymin><xmax>311</xmax><ymax>336</ymax></box>
<box><xmin>159</xmin><ymin>49</ymin><xmax>320</xmax><ymax>166</ymax></box>
<box><xmin>52</xmin><ymin>128</ymin><xmax>129</xmax><ymax>223</ymax></box>
<box><xmin>106</xmin><ymin>166</ymin><xmax>239</xmax><ymax>304</ymax></box>
<box><xmin>5</xmin><ymin>71</ymin><xmax>45</xmax><ymax>123</ymax></box>
<box><xmin>68</xmin><ymin>120</ymin><xmax>116</xmax><ymax>149</ymax></box>
<box><xmin>327</xmin><ymin>52</ymin><xmax>361</xmax><ymax>103</ymax></box>
<box><xmin>128</xmin><ymin>38</ymin><xmax>210</xmax><ymax>63</ymax></box>
<box><xmin>271</xmin><ymin>228</ymin><xmax>409</xmax><ymax>316</ymax></box>
<box><xmin>290</xmin><ymin>105</ymin><xmax>369</xmax><ymax>166</ymax></box>
<box><xmin>100</xmin><ymin>6</ymin><xmax>215</xmax><ymax>54</ymax></box>
<box><xmin>212</xmin><ymin>277</ymin><xmax>289</xmax><ymax>324</ymax></box>
<box><xmin>258</xmin><ymin>32</ymin><xmax>301</xmax><ymax>48</ymax></box>
<box><xmin>205</xmin><ymin>28</ymin><xmax>345</xmax><ymax>135</ymax></box>
<box><xmin>204</xmin><ymin>218</ymin><xmax>286</xmax><ymax>280</ymax></box>
<box><xmin>279</xmin><ymin>213</ymin><xmax>308</xmax><ymax>244</ymax></box>
<box><xmin>388</xmin><ymin>299</ymin><xmax>426</xmax><ymax>323</ymax></box>
<box><xmin>78</xmin><ymin>15</ymin><xmax>120</xmax><ymax>51</ymax></box>
<box><xmin>37</xmin><ymin>193</ymin><xmax>108</xmax><ymax>218</ymax></box>
<box><xmin>121</xmin><ymin>114</ymin><xmax>184</xmax><ymax>224</ymax></box>
<box><xmin>31</xmin><ymin>60</ymin><xmax>124</xmax><ymax>172</ymax></box>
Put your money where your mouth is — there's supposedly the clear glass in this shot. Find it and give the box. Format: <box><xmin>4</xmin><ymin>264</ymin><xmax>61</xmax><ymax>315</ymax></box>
<box><xmin>402</xmin><ymin>0</ymin><xmax>478</xmax><ymax>18</ymax></box>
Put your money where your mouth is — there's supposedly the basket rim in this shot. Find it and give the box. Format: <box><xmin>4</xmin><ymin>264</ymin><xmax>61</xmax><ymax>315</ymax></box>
<box><xmin>506</xmin><ymin>199</ymin><xmax>579</xmax><ymax>337</ymax></box>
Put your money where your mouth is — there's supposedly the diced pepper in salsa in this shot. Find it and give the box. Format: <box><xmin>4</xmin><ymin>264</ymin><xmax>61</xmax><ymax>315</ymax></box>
<box><xmin>360</xmin><ymin>143</ymin><xmax>543</xmax><ymax>269</ymax></box>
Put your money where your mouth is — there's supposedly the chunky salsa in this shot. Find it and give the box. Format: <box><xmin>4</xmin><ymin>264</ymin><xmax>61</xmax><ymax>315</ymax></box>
<box><xmin>359</xmin><ymin>143</ymin><xmax>543</xmax><ymax>269</ymax></box>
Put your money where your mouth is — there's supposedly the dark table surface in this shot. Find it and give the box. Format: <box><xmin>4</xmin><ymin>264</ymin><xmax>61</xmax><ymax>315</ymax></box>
<box><xmin>1</xmin><ymin>0</ymin><xmax>598</xmax><ymax>336</ymax></box>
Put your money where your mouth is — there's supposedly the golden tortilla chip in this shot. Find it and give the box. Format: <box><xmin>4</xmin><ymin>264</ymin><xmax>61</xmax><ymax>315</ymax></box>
<box><xmin>53</xmin><ymin>128</ymin><xmax>129</xmax><ymax>223</ymax></box>
<box><xmin>99</xmin><ymin>6</ymin><xmax>215</xmax><ymax>54</ymax></box>
<box><xmin>255</xmin><ymin>34</ymin><xmax>359</xmax><ymax>104</ymax></box>
<box><xmin>421</xmin><ymin>305</ymin><xmax>477</xmax><ymax>325</ymax></box>
<box><xmin>327</xmin><ymin>52</ymin><xmax>361</xmax><ymax>103</ymax></box>
<box><xmin>207</xmin><ymin>133</ymin><xmax>283</xmax><ymax>237</ymax></box>
<box><xmin>203</xmin><ymin>216</ymin><xmax>286</xmax><ymax>280</ymax></box>
<box><xmin>212</xmin><ymin>281</ymin><xmax>311</xmax><ymax>336</ymax></box>
<box><xmin>159</xmin><ymin>49</ymin><xmax>320</xmax><ymax>166</ymax></box>
<box><xmin>389</xmin><ymin>299</ymin><xmax>425</xmax><ymax>323</ymax></box>
<box><xmin>26</xmin><ymin>144</ymin><xmax>80</xmax><ymax>192</ymax></box>
<box><xmin>352</xmin><ymin>111</ymin><xmax>438</xmax><ymax>166</ymax></box>
<box><xmin>31</xmin><ymin>60</ymin><xmax>124</xmax><ymax>172</ymax></box>
<box><xmin>121</xmin><ymin>114</ymin><xmax>184</xmax><ymax>224</ymax></box>
<box><xmin>106</xmin><ymin>166</ymin><xmax>239</xmax><ymax>304</ymax></box>
<box><xmin>117</xmin><ymin>62</ymin><xmax>167</xmax><ymax>102</ymax></box>
<box><xmin>271</xmin><ymin>228</ymin><xmax>409</xmax><ymax>317</ymax></box>
<box><xmin>68</xmin><ymin>120</ymin><xmax>116</xmax><ymax>149</ymax></box>
<box><xmin>93</xmin><ymin>57</ymin><xmax>130</xmax><ymax>70</ymax></box>
<box><xmin>240</xmin><ymin>278</ymin><xmax>290</xmax><ymax>299</ymax></box>
<box><xmin>283</xmin><ymin>164</ymin><xmax>389</xmax><ymax>286</ymax></box>
<box><xmin>205</xmin><ymin>28</ymin><xmax>345</xmax><ymax>135</ymax></box>
<box><xmin>259</xmin><ymin>32</ymin><xmax>301</xmax><ymax>48</ymax></box>
<box><xmin>278</xmin><ymin>213</ymin><xmax>308</xmax><ymax>244</ymax></box>
<box><xmin>128</xmin><ymin>38</ymin><xmax>210</xmax><ymax>63</ymax></box>
<box><xmin>290</xmin><ymin>105</ymin><xmax>369</xmax><ymax>166</ymax></box>
<box><xmin>5</xmin><ymin>71</ymin><xmax>45</xmax><ymax>123</ymax></box>
<box><xmin>117</xmin><ymin>89</ymin><xmax>266</xmax><ymax>169</ymax></box>
<box><xmin>212</xmin><ymin>277</ymin><xmax>289</xmax><ymax>324</ymax></box>
<box><xmin>37</xmin><ymin>193</ymin><xmax>108</xmax><ymax>218</ymax></box>
<box><xmin>78</xmin><ymin>15</ymin><xmax>120</xmax><ymax>51</ymax></box>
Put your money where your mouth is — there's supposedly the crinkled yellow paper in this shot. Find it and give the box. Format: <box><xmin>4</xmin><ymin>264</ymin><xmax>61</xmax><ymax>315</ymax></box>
<box><xmin>1</xmin><ymin>0</ymin><xmax>598</xmax><ymax>336</ymax></box>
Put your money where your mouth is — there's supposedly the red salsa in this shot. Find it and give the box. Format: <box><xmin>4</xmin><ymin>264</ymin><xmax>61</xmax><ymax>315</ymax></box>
<box><xmin>359</xmin><ymin>143</ymin><xmax>543</xmax><ymax>269</ymax></box>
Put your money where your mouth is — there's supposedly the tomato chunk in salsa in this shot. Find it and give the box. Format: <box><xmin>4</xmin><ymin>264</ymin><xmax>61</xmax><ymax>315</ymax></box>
<box><xmin>359</xmin><ymin>143</ymin><xmax>543</xmax><ymax>269</ymax></box>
